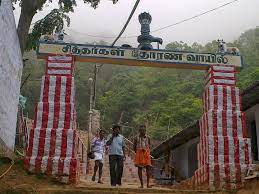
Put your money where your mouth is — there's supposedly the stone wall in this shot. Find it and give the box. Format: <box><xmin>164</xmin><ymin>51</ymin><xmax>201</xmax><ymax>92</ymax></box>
<box><xmin>172</xmin><ymin>137</ymin><xmax>199</xmax><ymax>179</ymax></box>
<box><xmin>244</xmin><ymin>105</ymin><xmax>259</xmax><ymax>161</ymax></box>
<box><xmin>0</xmin><ymin>0</ymin><xmax>23</xmax><ymax>151</ymax></box>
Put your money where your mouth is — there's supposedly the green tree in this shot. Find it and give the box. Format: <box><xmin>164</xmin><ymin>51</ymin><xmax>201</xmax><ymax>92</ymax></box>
<box><xmin>13</xmin><ymin>0</ymin><xmax>119</xmax><ymax>54</ymax></box>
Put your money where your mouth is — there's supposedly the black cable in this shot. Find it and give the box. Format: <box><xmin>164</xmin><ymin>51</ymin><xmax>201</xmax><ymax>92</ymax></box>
<box><xmin>65</xmin><ymin>29</ymin><xmax>117</xmax><ymax>39</ymax></box>
<box><xmin>66</xmin><ymin>0</ymin><xmax>240</xmax><ymax>40</ymax></box>
<box><xmin>151</xmin><ymin>0</ymin><xmax>239</xmax><ymax>33</ymax></box>
<box><xmin>20</xmin><ymin>74</ymin><xmax>31</xmax><ymax>89</ymax></box>
<box><xmin>110</xmin><ymin>0</ymin><xmax>141</xmax><ymax>46</ymax></box>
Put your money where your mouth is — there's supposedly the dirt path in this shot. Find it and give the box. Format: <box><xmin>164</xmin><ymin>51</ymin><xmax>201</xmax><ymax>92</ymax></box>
<box><xmin>2</xmin><ymin>157</ymin><xmax>259</xmax><ymax>194</ymax></box>
<box><xmin>0</xmin><ymin>158</ymin><xmax>211</xmax><ymax>194</ymax></box>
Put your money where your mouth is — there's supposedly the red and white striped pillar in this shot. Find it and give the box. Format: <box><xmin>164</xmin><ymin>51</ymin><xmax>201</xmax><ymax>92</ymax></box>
<box><xmin>195</xmin><ymin>65</ymin><xmax>252</xmax><ymax>190</ymax></box>
<box><xmin>24</xmin><ymin>55</ymin><xmax>81</xmax><ymax>183</ymax></box>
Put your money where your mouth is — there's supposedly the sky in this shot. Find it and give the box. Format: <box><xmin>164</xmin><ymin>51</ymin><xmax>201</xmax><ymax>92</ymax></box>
<box><xmin>13</xmin><ymin>0</ymin><xmax>259</xmax><ymax>48</ymax></box>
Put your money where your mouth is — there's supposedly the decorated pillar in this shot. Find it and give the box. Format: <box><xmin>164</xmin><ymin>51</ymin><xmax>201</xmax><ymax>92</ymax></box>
<box><xmin>194</xmin><ymin>65</ymin><xmax>252</xmax><ymax>190</ymax></box>
<box><xmin>24</xmin><ymin>55</ymin><xmax>79</xmax><ymax>183</ymax></box>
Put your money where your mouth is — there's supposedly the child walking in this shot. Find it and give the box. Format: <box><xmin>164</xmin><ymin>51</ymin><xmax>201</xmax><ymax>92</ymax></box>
<box><xmin>91</xmin><ymin>129</ymin><xmax>106</xmax><ymax>184</ymax></box>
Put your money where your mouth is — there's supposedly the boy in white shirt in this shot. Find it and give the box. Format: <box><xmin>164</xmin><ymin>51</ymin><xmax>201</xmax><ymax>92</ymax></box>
<box><xmin>91</xmin><ymin>129</ymin><xmax>106</xmax><ymax>183</ymax></box>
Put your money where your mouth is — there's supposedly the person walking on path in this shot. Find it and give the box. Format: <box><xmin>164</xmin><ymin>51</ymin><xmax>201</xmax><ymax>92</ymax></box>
<box><xmin>133</xmin><ymin>125</ymin><xmax>152</xmax><ymax>188</ymax></box>
<box><xmin>91</xmin><ymin>129</ymin><xmax>106</xmax><ymax>184</ymax></box>
<box><xmin>106</xmin><ymin>125</ymin><xmax>126</xmax><ymax>186</ymax></box>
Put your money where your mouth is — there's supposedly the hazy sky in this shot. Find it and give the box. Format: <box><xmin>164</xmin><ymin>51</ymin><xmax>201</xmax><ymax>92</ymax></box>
<box><xmin>14</xmin><ymin>0</ymin><xmax>259</xmax><ymax>47</ymax></box>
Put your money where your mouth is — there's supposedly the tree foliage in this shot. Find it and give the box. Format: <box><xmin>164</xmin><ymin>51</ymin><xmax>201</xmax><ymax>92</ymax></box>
<box><xmin>26</xmin><ymin>9</ymin><xmax>71</xmax><ymax>50</ymax></box>
<box><xmin>13</xmin><ymin>0</ymin><xmax>118</xmax><ymax>53</ymax></box>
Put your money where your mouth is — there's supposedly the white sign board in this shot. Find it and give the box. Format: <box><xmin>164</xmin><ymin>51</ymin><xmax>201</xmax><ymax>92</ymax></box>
<box><xmin>37</xmin><ymin>42</ymin><xmax>243</xmax><ymax>70</ymax></box>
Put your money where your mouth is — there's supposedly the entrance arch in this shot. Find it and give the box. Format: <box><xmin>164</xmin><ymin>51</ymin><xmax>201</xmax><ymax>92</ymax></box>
<box><xmin>25</xmin><ymin>11</ymin><xmax>251</xmax><ymax>190</ymax></box>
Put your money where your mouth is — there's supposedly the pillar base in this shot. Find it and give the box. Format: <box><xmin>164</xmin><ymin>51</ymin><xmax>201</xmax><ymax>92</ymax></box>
<box><xmin>193</xmin><ymin>65</ymin><xmax>253</xmax><ymax>190</ymax></box>
<box><xmin>24</xmin><ymin>156</ymin><xmax>78</xmax><ymax>184</ymax></box>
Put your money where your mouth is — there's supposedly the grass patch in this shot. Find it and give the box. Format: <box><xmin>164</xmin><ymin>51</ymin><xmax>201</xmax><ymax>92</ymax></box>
<box><xmin>14</xmin><ymin>158</ymin><xmax>24</xmax><ymax>168</ymax></box>
<box><xmin>35</xmin><ymin>173</ymin><xmax>47</xmax><ymax>180</ymax></box>
<box><xmin>0</xmin><ymin>156</ymin><xmax>12</xmax><ymax>165</ymax></box>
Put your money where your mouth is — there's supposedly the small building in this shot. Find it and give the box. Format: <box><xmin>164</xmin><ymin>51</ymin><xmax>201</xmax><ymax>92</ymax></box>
<box><xmin>241</xmin><ymin>81</ymin><xmax>259</xmax><ymax>162</ymax></box>
<box><xmin>151</xmin><ymin>81</ymin><xmax>259</xmax><ymax>182</ymax></box>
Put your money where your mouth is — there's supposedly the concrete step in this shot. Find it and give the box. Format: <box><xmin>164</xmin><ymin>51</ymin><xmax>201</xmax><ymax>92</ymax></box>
<box><xmin>87</xmin><ymin>154</ymin><xmax>155</xmax><ymax>187</ymax></box>
<box><xmin>88</xmin><ymin>169</ymin><xmax>137</xmax><ymax>175</ymax></box>
<box><xmin>38</xmin><ymin>188</ymin><xmax>216</xmax><ymax>194</ymax></box>
<box><xmin>62</xmin><ymin>182</ymin><xmax>217</xmax><ymax>194</ymax></box>
<box><xmin>86</xmin><ymin>176</ymin><xmax>155</xmax><ymax>184</ymax></box>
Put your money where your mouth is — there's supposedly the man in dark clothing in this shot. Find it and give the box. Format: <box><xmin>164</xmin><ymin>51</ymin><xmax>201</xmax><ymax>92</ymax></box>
<box><xmin>106</xmin><ymin>125</ymin><xmax>126</xmax><ymax>186</ymax></box>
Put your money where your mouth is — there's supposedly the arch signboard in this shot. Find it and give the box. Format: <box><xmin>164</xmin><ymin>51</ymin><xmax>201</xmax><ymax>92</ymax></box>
<box><xmin>37</xmin><ymin>41</ymin><xmax>243</xmax><ymax>70</ymax></box>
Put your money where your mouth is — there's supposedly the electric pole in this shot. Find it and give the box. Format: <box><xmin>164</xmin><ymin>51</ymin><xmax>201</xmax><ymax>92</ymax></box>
<box><xmin>88</xmin><ymin>78</ymin><xmax>94</xmax><ymax>149</ymax></box>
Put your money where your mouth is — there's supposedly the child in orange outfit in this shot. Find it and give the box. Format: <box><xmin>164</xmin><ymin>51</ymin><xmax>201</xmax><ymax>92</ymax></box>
<box><xmin>133</xmin><ymin>125</ymin><xmax>152</xmax><ymax>188</ymax></box>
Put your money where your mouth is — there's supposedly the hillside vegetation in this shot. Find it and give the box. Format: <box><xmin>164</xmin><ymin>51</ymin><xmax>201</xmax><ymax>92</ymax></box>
<box><xmin>21</xmin><ymin>28</ymin><xmax>259</xmax><ymax>141</ymax></box>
